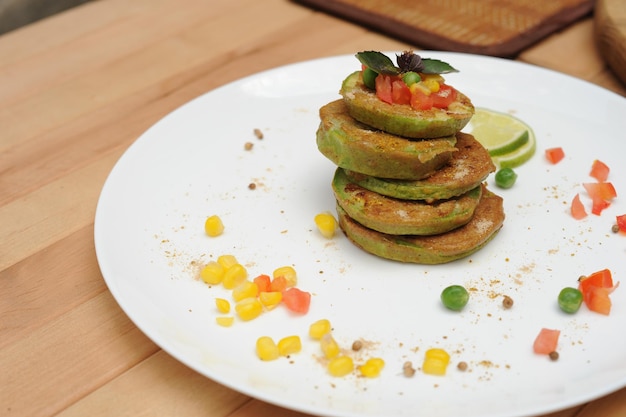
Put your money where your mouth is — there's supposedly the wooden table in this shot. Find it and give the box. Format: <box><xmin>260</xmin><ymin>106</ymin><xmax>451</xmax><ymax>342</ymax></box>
<box><xmin>1</xmin><ymin>1</ymin><xmax>625</xmax><ymax>417</ymax></box>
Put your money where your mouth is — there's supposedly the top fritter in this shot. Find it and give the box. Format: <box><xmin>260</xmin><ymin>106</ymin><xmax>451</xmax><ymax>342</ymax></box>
<box><xmin>339</xmin><ymin>51</ymin><xmax>474</xmax><ymax>138</ymax></box>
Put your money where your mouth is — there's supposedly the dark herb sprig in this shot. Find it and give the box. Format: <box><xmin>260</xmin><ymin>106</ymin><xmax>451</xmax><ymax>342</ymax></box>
<box><xmin>356</xmin><ymin>50</ymin><xmax>458</xmax><ymax>75</ymax></box>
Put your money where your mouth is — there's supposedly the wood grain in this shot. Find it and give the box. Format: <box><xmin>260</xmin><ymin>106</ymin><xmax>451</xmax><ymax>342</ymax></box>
<box><xmin>56</xmin><ymin>351</ymin><xmax>250</xmax><ymax>417</ymax></box>
<box><xmin>0</xmin><ymin>225</ymin><xmax>105</xmax><ymax>348</ymax></box>
<box><xmin>0</xmin><ymin>291</ymin><xmax>158</xmax><ymax>417</ymax></box>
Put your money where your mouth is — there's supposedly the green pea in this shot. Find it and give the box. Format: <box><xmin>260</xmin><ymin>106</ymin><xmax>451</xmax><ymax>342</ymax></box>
<box><xmin>558</xmin><ymin>287</ymin><xmax>583</xmax><ymax>314</ymax></box>
<box><xmin>441</xmin><ymin>285</ymin><xmax>469</xmax><ymax>311</ymax></box>
<box><xmin>362</xmin><ymin>67</ymin><xmax>378</xmax><ymax>90</ymax></box>
<box><xmin>495</xmin><ymin>167</ymin><xmax>518</xmax><ymax>189</ymax></box>
<box><xmin>402</xmin><ymin>71</ymin><xmax>421</xmax><ymax>86</ymax></box>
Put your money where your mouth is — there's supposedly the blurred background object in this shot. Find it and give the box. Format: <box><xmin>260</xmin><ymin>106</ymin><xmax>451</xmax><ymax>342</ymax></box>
<box><xmin>0</xmin><ymin>0</ymin><xmax>93</xmax><ymax>35</ymax></box>
<box><xmin>293</xmin><ymin>0</ymin><xmax>594</xmax><ymax>57</ymax></box>
<box><xmin>594</xmin><ymin>0</ymin><xmax>626</xmax><ymax>85</ymax></box>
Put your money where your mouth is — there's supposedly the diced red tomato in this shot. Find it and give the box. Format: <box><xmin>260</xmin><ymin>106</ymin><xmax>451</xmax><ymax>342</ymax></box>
<box><xmin>533</xmin><ymin>328</ymin><xmax>560</xmax><ymax>355</ymax></box>
<box><xmin>578</xmin><ymin>269</ymin><xmax>618</xmax><ymax>315</ymax></box>
<box><xmin>583</xmin><ymin>182</ymin><xmax>617</xmax><ymax>201</ymax></box>
<box><xmin>270</xmin><ymin>275</ymin><xmax>288</xmax><ymax>292</ymax></box>
<box><xmin>617</xmin><ymin>214</ymin><xmax>626</xmax><ymax>233</ymax></box>
<box><xmin>391</xmin><ymin>78</ymin><xmax>411</xmax><ymax>105</ymax></box>
<box><xmin>410</xmin><ymin>88</ymin><xmax>434</xmax><ymax>110</ymax></box>
<box><xmin>591</xmin><ymin>197</ymin><xmax>611</xmax><ymax>215</ymax></box>
<box><xmin>582</xmin><ymin>182</ymin><xmax>617</xmax><ymax>216</ymax></box>
<box><xmin>373</xmin><ymin>73</ymin><xmax>457</xmax><ymax>110</ymax></box>
<box><xmin>545</xmin><ymin>147</ymin><xmax>565</xmax><ymax>164</ymax></box>
<box><xmin>579</xmin><ymin>268</ymin><xmax>614</xmax><ymax>294</ymax></box>
<box><xmin>253</xmin><ymin>274</ymin><xmax>271</xmax><ymax>292</ymax></box>
<box><xmin>584</xmin><ymin>287</ymin><xmax>612</xmax><ymax>315</ymax></box>
<box><xmin>281</xmin><ymin>287</ymin><xmax>311</xmax><ymax>314</ymax></box>
<box><xmin>375</xmin><ymin>74</ymin><xmax>393</xmax><ymax>104</ymax></box>
<box><xmin>431</xmin><ymin>84</ymin><xmax>457</xmax><ymax>109</ymax></box>
<box><xmin>589</xmin><ymin>160</ymin><xmax>610</xmax><ymax>182</ymax></box>
<box><xmin>570</xmin><ymin>193</ymin><xmax>587</xmax><ymax>220</ymax></box>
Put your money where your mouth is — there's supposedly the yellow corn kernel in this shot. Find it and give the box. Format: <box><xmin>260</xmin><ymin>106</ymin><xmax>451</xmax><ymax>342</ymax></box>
<box><xmin>256</xmin><ymin>336</ymin><xmax>280</xmax><ymax>361</ymax></box>
<box><xmin>278</xmin><ymin>335</ymin><xmax>302</xmax><ymax>356</ymax></box>
<box><xmin>235</xmin><ymin>297</ymin><xmax>263</xmax><ymax>321</ymax></box>
<box><xmin>314</xmin><ymin>212</ymin><xmax>338</xmax><ymax>238</ymax></box>
<box><xmin>421</xmin><ymin>78</ymin><xmax>440</xmax><ymax>93</ymax></box>
<box><xmin>200</xmin><ymin>261</ymin><xmax>225</xmax><ymax>285</ymax></box>
<box><xmin>215</xmin><ymin>298</ymin><xmax>230</xmax><ymax>313</ymax></box>
<box><xmin>328</xmin><ymin>356</ymin><xmax>354</xmax><ymax>377</ymax></box>
<box><xmin>222</xmin><ymin>263</ymin><xmax>247</xmax><ymax>289</ymax></box>
<box><xmin>421</xmin><ymin>73</ymin><xmax>444</xmax><ymax>83</ymax></box>
<box><xmin>259</xmin><ymin>291</ymin><xmax>282</xmax><ymax>310</ymax></box>
<box><xmin>273</xmin><ymin>266</ymin><xmax>297</xmax><ymax>287</ymax></box>
<box><xmin>204</xmin><ymin>215</ymin><xmax>224</xmax><ymax>237</ymax></box>
<box><xmin>422</xmin><ymin>348</ymin><xmax>450</xmax><ymax>376</ymax></box>
<box><xmin>309</xmin><ymin>319</ymin><xmax>332</xmax><ymax>340</ymax></box>
<box><xmin>409</xmin><ymin>82</ymin><xmax>432</xmax><ymax>96</ymax></box>
<box><xmin>217</xmin><ymin>254</ymin><xmax>238</xmax><ymax>269</ymax></box>
<box><xmin>320</xmin><ymin>333</ymin><xmax>340</xmax><ymax>359</ymax></box>
<box><xmin>215</xmin><ymin>316</ymin><xmax>234</xmax><ymax>327</ymax></box>
<box><xmin>359</xmin><ymin>357</ymin><xmax>385</xmax><ymax>378</ymax></box>
<box><xmin>425</xmin><ymin>348</ymin><xmax>450</xmax><ymax>362</ymax></box>
<box><xmin>232</xmin><ymin>280</ymin><xmax>258</xmax><ymax>302</ymax></box>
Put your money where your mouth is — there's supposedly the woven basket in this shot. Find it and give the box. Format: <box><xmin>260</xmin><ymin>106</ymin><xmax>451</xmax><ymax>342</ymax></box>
<box><xmin>295</xmin><ymin>0</ymin><xmax>594</xmax><ymax>56</ymax></box>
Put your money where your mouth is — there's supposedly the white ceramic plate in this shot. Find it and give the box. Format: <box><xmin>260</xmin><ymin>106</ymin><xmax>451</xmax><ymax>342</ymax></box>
<box><xmin>94</xmin><ymin>52</ymin><xmax>626</xmax><ymax>417</ymax></box>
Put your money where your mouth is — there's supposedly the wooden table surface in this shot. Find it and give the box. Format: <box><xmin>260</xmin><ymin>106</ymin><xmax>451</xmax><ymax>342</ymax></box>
<box><xmin>1</xmin><ymin>1</ymin><xmax>625</xmax><ymax>417</ymax></box>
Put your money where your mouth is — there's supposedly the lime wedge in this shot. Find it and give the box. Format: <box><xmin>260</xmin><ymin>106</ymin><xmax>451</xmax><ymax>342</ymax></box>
<box><xmin>492</xmin><ymin>127</ymin><xmax>536</xmax><ymax>168</ymax></box>
<box><xmin>467</xmin><ymin>108</ymin><xmax>531</xmax><ymax>157</ymax></box>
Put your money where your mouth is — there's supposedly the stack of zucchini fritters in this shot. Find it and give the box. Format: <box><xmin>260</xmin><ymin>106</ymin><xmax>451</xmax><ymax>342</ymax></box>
<box><xmin>316</xmin><ymin>53</ymin><xmax>505</xmax><ymax>264</ymax></box>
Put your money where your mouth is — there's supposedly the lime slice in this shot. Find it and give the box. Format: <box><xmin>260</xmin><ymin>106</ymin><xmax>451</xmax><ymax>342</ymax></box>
<box><xmin>492</xmin><ymin>127</ymin><xmax>536</xmax><ymax>168</ymax></box>
<box><xmin>467</xmin><ymin>108</ymin><xmax>531</xmax><ymax>157</ymax></box>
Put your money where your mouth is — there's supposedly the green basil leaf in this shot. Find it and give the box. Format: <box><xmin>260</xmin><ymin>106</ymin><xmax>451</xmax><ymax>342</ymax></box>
<box><xmin>421</xmin><ymin>58</ymin><xmax>459</xmax><ymax>74</ymax></box>
<box><xmin>355</xmin><ymin>51</ymin><xmax>400</xmax><ymax>75</ymax></box>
